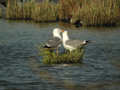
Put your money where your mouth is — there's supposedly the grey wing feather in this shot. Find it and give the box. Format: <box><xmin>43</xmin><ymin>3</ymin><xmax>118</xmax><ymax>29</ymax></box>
<box><xmin>45</xmin><ymin>37</ymin><xmax>61</xmax><ymax>48</ymax></box>
<box><xmin>66</xmin><ymin>40</ymin><xmax>84</xmax><ymax>48</ymax></box>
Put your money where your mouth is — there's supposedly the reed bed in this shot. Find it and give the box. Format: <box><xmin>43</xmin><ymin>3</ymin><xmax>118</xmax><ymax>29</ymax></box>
<box><xmin>6</xmin><ymin>0</ymin><xmax>34</xmax><ymax>20</ymax></box>
<box><xmin>38</xmin><ymin>46</ymin><xmax>84</xmax><ymax>64</ymax></box>
<box><xmin>6</xmin><ymin>0</ymin><xmax>120</xmax><ymax>26</ymax></box>
<box><xmin>58</xmin><ymin>0</ymin><xmax>83</xmax><ymax>21</ymax></box>
<box><xmin>22</xmin><ymin>2</ymin><xmax>34</xmax><ymax>20</ymax></box>
<box><xmin>78</xmin><ymin>0</ymin><xmax>120</xmax><ymax>26</ymax></box>
<box><xmin>6</xmin><ymin>0</ymin><xmax>58</xmax><ymax>21</ymax></box>
<box><xmin>59</xmin><ymin>0</ymin><xmax>120</xmax><ymax>26</ymax></box>
<box><xmin>32</xmin><ymin>0</ymin><xmax>58</xmax><ymax>22</ymax></box>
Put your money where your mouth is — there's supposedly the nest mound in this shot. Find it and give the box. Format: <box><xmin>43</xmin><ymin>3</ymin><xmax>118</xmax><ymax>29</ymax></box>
<box><xmin>39</xmin><ymin>46</ymin><xmax>84</xmax><ymax>64</ymax></box>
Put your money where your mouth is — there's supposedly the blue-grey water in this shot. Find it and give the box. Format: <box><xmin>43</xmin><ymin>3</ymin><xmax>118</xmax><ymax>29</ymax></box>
<box><xmin>0</xmin><ymin>19</ymin><xmax>120</xmax><ymax>90</ymax></box>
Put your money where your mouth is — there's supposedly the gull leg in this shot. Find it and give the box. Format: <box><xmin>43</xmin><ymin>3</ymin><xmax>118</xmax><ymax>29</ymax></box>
<box><xmin>69</xmin><ymin>51</ymin><xmax>71</xmax><ymax>55</ymax></box>
<box><xmin>64</xmin><ymin>49</ymin><xmax>71</xmax><ymax>54</ymax></box>
<box><xmin>56</xmin><ymin>47</ymin><xmax>59</xmax><ymax>56</ymax></box>
<box><xmin>69</xmin><ymin>49</ymin><xmax>73</xmax><ymax>55</ymax></box>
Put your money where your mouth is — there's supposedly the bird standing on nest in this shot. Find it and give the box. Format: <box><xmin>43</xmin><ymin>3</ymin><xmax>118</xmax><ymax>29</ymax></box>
<box><xmin>62</xmin><ymin>30</ymin><xmax>92</xmax><ymax>53</ymax></box>
<box><xmin>44</xmin><ymin>28</ymin><xmax>64</xmax><ymax>55</ymax></box>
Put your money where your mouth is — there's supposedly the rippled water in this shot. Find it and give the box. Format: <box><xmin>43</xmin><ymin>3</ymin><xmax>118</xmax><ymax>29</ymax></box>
<box><xmin>0</xmin><ymin>19</ymin><xmax>120</xmax><ymax>90</ymax></box>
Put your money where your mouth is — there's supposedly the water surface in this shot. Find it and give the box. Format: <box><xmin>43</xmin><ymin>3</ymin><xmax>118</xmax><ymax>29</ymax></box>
<box><xmin>0</xmin><ymin>20</ymin><xmax>120</xmax><ymax>90</ymax></box>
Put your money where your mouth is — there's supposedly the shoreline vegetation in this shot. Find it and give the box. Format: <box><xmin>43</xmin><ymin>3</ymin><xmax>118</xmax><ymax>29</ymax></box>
<box><xmin>2</xmin><ymin>0</ymin><xmax>120</xmax><ymax>26</ymax></box>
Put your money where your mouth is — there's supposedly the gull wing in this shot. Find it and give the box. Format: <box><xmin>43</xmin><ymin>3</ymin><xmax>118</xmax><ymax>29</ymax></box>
<box><xmin>45</xmin><ymin>37</ymin><xmax>62</xmax><ymax>48</ymax></box>
<box><xmin>66</xmin><ymin>40</ymin><xmax>84</xmax><ymax>48</ymax></box>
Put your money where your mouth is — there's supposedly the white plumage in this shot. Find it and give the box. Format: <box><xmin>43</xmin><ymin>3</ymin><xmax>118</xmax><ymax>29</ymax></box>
<box><xmin>62</xmin><ymin>31</ymin><xmax>90</xmax><ymax>52</ymax></box>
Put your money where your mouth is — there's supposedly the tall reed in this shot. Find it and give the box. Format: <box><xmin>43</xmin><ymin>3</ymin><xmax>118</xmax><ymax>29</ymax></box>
<box><xmin>22</xmin><ymin>2</ymin><xmax>35</xmax><ymax>19</ymax></box>
<box><xmin>59</xmin><ymin>0</ymin><xmax>120</xmax><ymax>26</ymax></box>
<box><xmin>58</xmin><ymin>0</ymin><xmax>79</xmax><ymax>21</ymax></box>
<box><xmin>6</xmin><ymin>0</ymin><xmax>58</xmax><ymax>21</ymax></box>
<box><xmin>31</xmin><ymin>0</ymin><xmax>58</xmax><ymax>22</ymax></box>
<box><xmin>78</xmin><ymin>0</ymin><xmax>120</xmax><ymax>26</ymax></box>
<box><xmin>6</xmin><ymin>0</ymin><xmax>120</xmax><ymax>26</ymax></box>
<box><xmin>6</xmin><ymin>0</ymin><xmax>18</xmax><ymax>19</ymax></box>
<box><xmin>6</xmin><ymin>0</ymin><xmax>34</xmax><ymax>20</ymax></box>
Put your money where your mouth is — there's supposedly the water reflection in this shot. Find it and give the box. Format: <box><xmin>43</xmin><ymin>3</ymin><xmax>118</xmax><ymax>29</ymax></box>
<box><xmin>28</xmin><ymin>57</ymin><xmax>82</xmax><ymax>90</ymax></box>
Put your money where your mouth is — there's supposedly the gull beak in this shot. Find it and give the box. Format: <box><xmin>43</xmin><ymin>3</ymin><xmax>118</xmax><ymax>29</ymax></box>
<box><xmin>61</xmin><ymin>29</ymin><xmax>65</xmax><ymax>32</ymax></box>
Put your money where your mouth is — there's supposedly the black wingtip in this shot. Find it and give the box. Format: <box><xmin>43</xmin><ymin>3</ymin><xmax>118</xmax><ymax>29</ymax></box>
<box><xmin>43</xmin><ymin>45</ymin><xmax>51</xmax><ymax>48</ymax></box>
<box><xmin>86</xmin><ymin>40</ymin><xmax>91</xmax><ymax>43</ymax></box>
<box><xmin>86</xmin><ymin>40</ymin><xmax>96</xmax><ymax>43</ymax></box>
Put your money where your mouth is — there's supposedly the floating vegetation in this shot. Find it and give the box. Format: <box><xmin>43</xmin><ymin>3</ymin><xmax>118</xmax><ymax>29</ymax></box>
<box><xmin>38</xmin><ymin>45</ymin><xmax>84</xmax><ymax>64</ymax></box>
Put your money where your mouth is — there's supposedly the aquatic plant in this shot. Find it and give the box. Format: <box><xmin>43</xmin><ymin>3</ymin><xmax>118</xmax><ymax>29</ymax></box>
<box><xmin>38</xmin><ymin>45</ymin><xmax>84</xmax><ymax>64</ymax></box>
<box><xmin>58</xmin><ymin>0</ymin><xmax>79</xmax><ymax>21</ymax></box>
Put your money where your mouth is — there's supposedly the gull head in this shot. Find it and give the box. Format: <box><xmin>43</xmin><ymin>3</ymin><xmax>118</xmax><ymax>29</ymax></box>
<box><xmin>62</xmin><ymin>30</ymin><xmax>68</xmax><ymax>36</ymax></box>
<box><xmin>53</xmin><ymin>28</ymin><xmax>64</xmax><ymax>39</ymax></box>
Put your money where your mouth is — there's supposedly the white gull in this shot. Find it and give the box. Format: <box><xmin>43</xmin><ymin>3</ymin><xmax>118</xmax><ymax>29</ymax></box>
<box><xmin>62</xmin><ymin>31</ymin><xmax>91</xmax><ymax>52</ymax></box>
<box><xmin>44</xmin><ymin>28</ymin><xmax>64</xmax><ymax>54</ymax></box>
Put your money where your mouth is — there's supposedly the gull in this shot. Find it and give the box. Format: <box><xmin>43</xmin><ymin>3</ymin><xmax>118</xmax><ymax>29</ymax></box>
<box><xmin>44</xmin><ymin>28</ymin><xmax>64</xmax><ymax>54</ymax></box>
<box><xmin>62</xmin><ymin>30</ymin><xmax>91</xmax><ymax>52</ymax></box>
